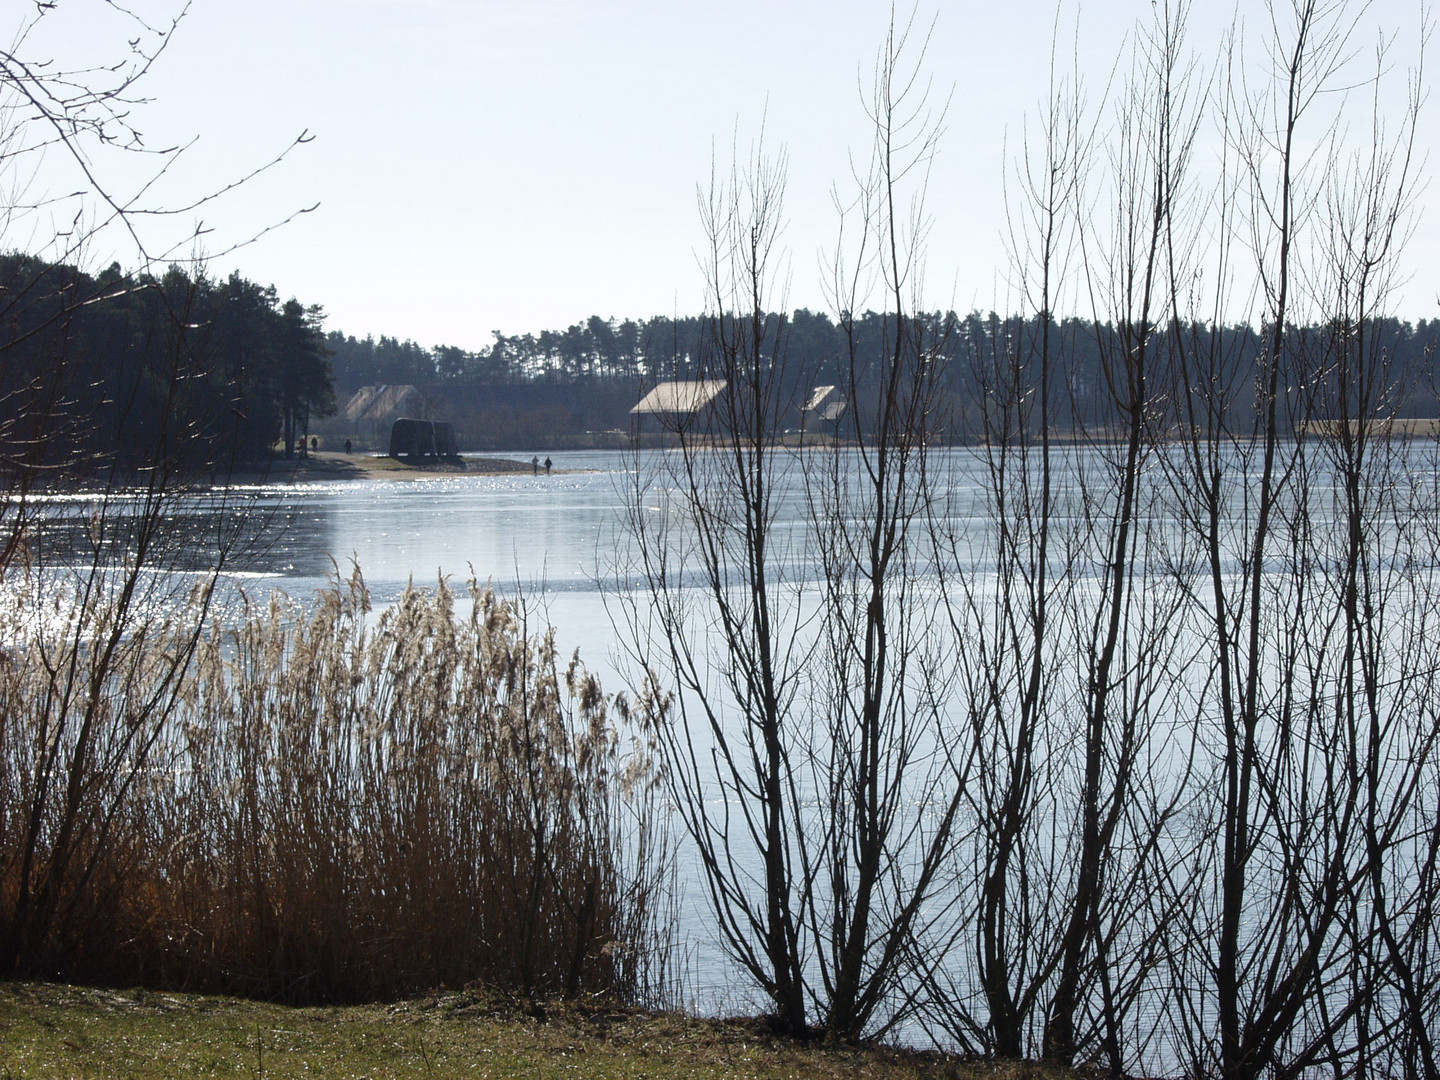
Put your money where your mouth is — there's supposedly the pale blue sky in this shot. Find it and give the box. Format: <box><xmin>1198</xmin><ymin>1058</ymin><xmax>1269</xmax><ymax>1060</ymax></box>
<box><xmin>13</xmin><ymin>0</ymin><xmax>1437</xmax><ymax>349</ymax></box>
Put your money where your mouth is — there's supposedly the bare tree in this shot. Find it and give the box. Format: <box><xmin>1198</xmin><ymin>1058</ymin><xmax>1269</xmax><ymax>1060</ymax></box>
<box><xmin>1037</xmin><ymin>4</ymin><xmax>1206</xmax><ymax>1067</ymax></box>
<box><xmin>925</xmin><ymin>6</ymin><xmax>1203</xmax><ymax>1069</ymax></box>
<box><xmin>805</xmin><ymin>13</ymin><xmax>971</xmax><ymax>1041</ymax></box>
<box><xmin>617</xmin><ymin>136</ymin><xmax>813</xmax><ymax>1033</ymax></box>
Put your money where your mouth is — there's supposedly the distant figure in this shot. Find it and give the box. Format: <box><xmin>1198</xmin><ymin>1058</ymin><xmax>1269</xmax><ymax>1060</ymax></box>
<box><xmin>310</xmin><ymin>436</ymin><xmax>318</xmax><ymax>452</ymax></box>
<box><xmin>532</xmin><ymin>455</ymin><xmax>539</xmax><ymax>475</ymax></box>
<box><xmin>345</xmin><ymin>438</ymin><xmax>352</xmax><ymax>455</ymax></box>
<box><xmin>544</xmin><ymin>456</ymin><xmax>552</xmax><ymax>475</ymax></box>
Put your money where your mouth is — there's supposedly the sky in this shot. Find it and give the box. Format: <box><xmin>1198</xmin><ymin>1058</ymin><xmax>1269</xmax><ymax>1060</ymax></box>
<box><xmin>10</xmin><ymin>0</ymin><xmax>1438</xmax><ymax>352</ymax></box>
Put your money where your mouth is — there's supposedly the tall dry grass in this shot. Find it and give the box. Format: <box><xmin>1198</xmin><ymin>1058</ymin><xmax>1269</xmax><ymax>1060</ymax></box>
<box><xmin>0</xmin><ymin>568</ymin><xmax>672</xmax><ymax>1005</ymax></box>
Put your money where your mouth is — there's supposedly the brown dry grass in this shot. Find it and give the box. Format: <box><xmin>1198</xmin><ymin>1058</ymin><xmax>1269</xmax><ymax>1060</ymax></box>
<box><xmin>0</xmin><ymin>981</ymin><xmax>1081</xmax><ymax>1080</ymax></box>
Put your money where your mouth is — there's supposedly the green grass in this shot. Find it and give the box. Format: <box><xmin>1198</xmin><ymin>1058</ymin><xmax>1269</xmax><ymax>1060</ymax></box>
<box><xmin>0</xmin><ymin>982</ymin><xmax>1074</xmax><ymax>1080</ymax></box>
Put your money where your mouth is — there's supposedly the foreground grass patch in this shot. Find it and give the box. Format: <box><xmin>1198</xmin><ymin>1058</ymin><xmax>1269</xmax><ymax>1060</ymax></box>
<box><xmin>0</xmin><ymin>981</ymin><xmax>1077</xmax><ymax>1079</ymax></box>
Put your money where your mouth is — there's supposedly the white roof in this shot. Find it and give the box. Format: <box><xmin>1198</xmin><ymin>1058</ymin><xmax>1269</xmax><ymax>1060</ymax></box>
<box><xmin>344</xmin><ymin>384</ymin><xmax>422</xmax><ymax>422</ymax></box>
<box><xmin>802</xmin><ymin>385</ymin><xmax>838</xmax><ymax>412</ymax></box>
<box><xmin>630</xmin><ymin>380</ymin><xmax>728</xmax><ymax>415</ymax></box>
<box><xmin>803</xmin><ymin>385</ymin><xmax>846</xmax><ymax>421</ymax></box>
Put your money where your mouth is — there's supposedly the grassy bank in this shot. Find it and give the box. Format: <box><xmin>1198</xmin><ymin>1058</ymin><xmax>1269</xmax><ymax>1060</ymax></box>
<box><xmin>0</xmin><ymin>982</ymin><xmax>1065</xmax><ymax>1080</ymax></box>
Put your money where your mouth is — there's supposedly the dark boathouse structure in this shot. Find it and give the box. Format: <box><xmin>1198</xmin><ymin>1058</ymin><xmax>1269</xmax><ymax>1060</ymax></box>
<box><xmin>389</xmin><ymin>417</ymin><xmax>457</xmax><ymax>459</ymax></box>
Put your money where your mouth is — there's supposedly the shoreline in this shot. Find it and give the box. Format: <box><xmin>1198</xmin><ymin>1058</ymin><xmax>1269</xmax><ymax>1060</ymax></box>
<box><xmin>227</xmin><ymin>451</ymin><xmax>553</xmax><ymax>484</ymax></box>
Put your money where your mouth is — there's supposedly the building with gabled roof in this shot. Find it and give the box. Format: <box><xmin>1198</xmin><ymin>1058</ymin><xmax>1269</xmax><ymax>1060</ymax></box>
<box><xmin>325</xmin><ymin>384</ymin><xmax>437</xmax><ymax>451</ymax></box>
<box><xmin>630</xmin><ymin>380</ymin><xmax>729</xmax><ymax>434</ymax></box>
<box><xmin>802</xmin><ymin>385</ymin><xmax>845</xmax><ymax>418</ymax></box>
<box><xmin>802</xmin><ymin>385</ymin><xmax>847</xmax><ymax>428</ymax></box>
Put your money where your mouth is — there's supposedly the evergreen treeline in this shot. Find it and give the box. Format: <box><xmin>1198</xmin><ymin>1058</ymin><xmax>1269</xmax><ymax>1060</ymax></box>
<box><xmin>326</xmin><ymin>310</ymin><xmax>1440</xmax><ymax>447</ymax></box>
<box><xmin>8</xmin><ymin>245</ymin><xmax>1437</xmax><ymax>463</ymax></box>
<box><xmin>0</xmin><ymin>252</ymin><xmax>335</xmax><ymax>477</ymax></box>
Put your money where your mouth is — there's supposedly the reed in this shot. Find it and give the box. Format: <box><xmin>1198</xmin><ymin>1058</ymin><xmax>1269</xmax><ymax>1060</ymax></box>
<box><xmin>0</xmin><ymin>567</ymin><xmax>672</xmax><ymax>1005</ymax></box>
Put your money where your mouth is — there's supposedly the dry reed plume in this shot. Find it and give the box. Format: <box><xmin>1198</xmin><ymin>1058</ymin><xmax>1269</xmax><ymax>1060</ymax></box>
<box><xmin>0</xmin><ymin>567</ymin><xmax>672</xmax><ymax>1005</ymax></box>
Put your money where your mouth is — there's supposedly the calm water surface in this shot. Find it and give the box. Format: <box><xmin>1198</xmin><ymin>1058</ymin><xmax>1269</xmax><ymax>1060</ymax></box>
<box><xmin>229</xmin><ymin>450</ymin><xmax>652</xmax><ymax>688</ymax></box>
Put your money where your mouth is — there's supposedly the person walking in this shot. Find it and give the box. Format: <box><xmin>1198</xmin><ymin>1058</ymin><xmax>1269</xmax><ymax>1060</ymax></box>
<box><xmin>544</xmin><ymin>456</ymin><xmax>552</xmax><ymax>475</ymax></box>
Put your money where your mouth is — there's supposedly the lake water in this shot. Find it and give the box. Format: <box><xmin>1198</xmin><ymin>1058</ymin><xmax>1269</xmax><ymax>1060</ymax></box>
<box><xmin>225</xmin><ymin>450</ymin><xmax>644</xmax><ymax>686</ymax></box>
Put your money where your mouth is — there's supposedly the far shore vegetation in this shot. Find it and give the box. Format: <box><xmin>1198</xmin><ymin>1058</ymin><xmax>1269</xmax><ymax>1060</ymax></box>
<box><xmin>6</xmin><ymin>245</ymin><xmax>1438</xmax><ymax>466</ymax></box>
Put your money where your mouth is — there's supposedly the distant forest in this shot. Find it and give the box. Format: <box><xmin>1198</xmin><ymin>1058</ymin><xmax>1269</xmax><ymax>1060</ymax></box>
<box><xmin>5</xmin><ymin>249</ymin><xmax>1438</xmax><ymax>464</ymax></box>
<box><xmin>328</xmin><ymin>309</ymin><xmax>1440</xmax><ymax>450</ymax></box>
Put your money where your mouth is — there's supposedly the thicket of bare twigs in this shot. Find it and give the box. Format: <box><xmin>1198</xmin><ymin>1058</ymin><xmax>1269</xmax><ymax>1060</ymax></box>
<box><xmin>618</xmin><ymin>3</ymin><xmax>1440</xmax><ymax>1078</ymax></box>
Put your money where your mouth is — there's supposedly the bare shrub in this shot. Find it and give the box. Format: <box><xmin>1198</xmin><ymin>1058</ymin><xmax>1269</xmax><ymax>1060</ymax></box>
<box><xmin>615</xmin><ymin>13</ymin><xmax>973</xmax><ymax>1042</ymax></box>
<box><xmin>620</xmin><ymin>2</ymin><xmax>1437</xmax><ymax>1073</ymax></box>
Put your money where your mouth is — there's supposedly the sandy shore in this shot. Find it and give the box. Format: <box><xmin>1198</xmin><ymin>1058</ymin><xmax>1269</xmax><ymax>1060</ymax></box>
<box><xmin>228</xmin><ymin>452</ymin><xmax>550</xmax><ymax>484</ymax></box>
